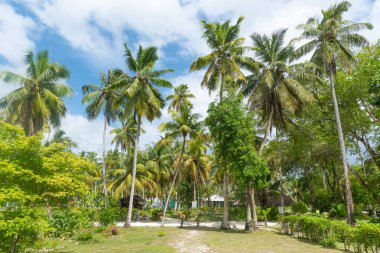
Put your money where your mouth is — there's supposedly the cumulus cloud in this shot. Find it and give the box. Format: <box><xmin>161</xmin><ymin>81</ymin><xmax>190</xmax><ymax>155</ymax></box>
<box><xmin>57</xmin><ymin>113</ymin><xmax>115</xmax><ymax>154</ymax></box>
<box><xmin>0</xmin><ymin>1</ymin><xmax>36</xmax><ymax>66</ymax></box>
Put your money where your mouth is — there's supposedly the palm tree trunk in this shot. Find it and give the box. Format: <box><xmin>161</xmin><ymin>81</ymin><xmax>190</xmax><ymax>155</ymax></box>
<box><xmin>102</xmin><ymin>117</ymin><xmax>108</xmax><ymax>208</ymax></box>
<box><xmin>161</xmin><ymin>135</ymin><xmax>186</xmax><ymax>226</ymax></box>
<box><xmin>125</xmin><ymin>115</ymin><xmax>141</xmax><ymax>227</ymax></box>
<box><xmin>258</xmin><ymin>107</ymin><xmax>273</xmax><ymax>155</ymax></box>
<box><xmin>328</xmin><ymin>70</ymin><xmax>355</xmax><ymax>225</ymax></box>
<box><xmin>221</xmin><ymin>172</ymin><xmax>230</xmax><ymax>229</ymax></box>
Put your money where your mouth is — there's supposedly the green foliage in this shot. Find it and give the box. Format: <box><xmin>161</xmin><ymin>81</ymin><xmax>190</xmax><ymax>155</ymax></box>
<box><xmin>291</xmin><ymin>202</ymin><xmax>309</xmax><ymax>214</ymax></box>
<box><xmin>280</xmin><ymin>215</ymin><xmax>380</xmax><ymax>252</ymax></box>
<box><xmin>329</xmin><ymin>203</ymin><xmax>347</xmax><ymax>219</ymax></box>
<box><xmin>319</xmin><ymin>238</ymin><xmax>337</xmax><ymax>248</ymax></box>
<box><xmin>206</xmin><ymin>98</ymin><xmax>269</xmax><ymax>187</ymax></box>
<box><xmin>49</xmin><ymin>210</ymin><xmax>79</xmax><ymax>237</ymax></box>
<box><xmin>0</xmin><ymin>121</ymin><xmax>97</xmax><ymax>252</ymax></box>
<box><xmin>157</xmin><ymin>230</ymin><xmax>166</xmax><ymax>237</ymax></box>
<box><xmin>75</xmin><ymin>229</ymin><xmax>95</xmax><ymax>243</ymax></box>
<box><xmin>98</xmin><ymin>208</ymin><xmax>116</xmax><ymax>226</ymax></box>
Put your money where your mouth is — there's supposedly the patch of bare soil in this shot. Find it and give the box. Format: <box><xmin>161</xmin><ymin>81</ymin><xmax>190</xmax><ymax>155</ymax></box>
<box><xmin>169</xmin><ymin>230</ymin><xmax>211</xmax><ymax>253</ymax></box>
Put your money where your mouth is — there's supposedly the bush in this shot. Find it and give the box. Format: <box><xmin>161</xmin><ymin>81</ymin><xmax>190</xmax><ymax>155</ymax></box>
<box><xmin>320</xmin><ymin>238</ymin><xmax>337</xmax><ymax>248</ymax></box>
<box><xmin>329</xmin><ymin>203</ymin><xmax>347</xmax><ymax>219</ymax></box>
<box><xmin>158</xmin><ymin>230</ymin><xmax>166</xmax><ymax>237</ymax></box>
<box><xmin>98</xmin><ymin>209</ymin><xmax>116</xmax><ymax>226</ymax></box>
<box><xmin>279</xmin><ymin>215</ymin><xmax>380</xmax><ymax>252</ymax></box>
<box><xmin>75</xmin><ymin>229</ymin><xmax>94</xmax><ymax>243</ymax></box>
<box><xmin>291</xmin><ymin>202</ymin><xmax>309</xmax><ymax>214</ymax></box>
<box><xmin>50</xmin><ymin>210</ymin><xmax>79</xmax><ymax>237</ymax></box>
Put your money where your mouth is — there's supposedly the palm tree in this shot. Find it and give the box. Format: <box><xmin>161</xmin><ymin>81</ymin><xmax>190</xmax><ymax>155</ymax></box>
<box><xmin>190</xmin><ymin>16</ymin><xmax>252</xmax><ymax>229</ymax></box>
<box><xmin>108</xmin><ymin>151</ymin><xmax>158</xmax><ymax>200</ymax></box>
<box><xmin>145</xmin><ymin>141</ymin><xmax>174</xmax><ymax>201</ymax></box>
<box><xmin>82</xmin><ymin>69</ymin><xmax>123</xmax><ymax>208</ymax></box>
<box><xmin>295</xmin><ymin>1</ymin><xmax>373</xmax><ymax>225</ymax></box>
<box><xmin>116</xmin><ymin>43</ymin><xmax>173</xmax><ymax>227</ymax></box>
<box><xmin>159</xmin><ymin>105</ymin><xmax>203</xmax><ymax>226</ymax></box>
<box><xmin>0</xmin><ymin>50</ymin><xmax>72</xmax><ymax>136</ymax></box>
<box><xmin>166</xmin><ymin>84</ymin><xmax>195</xmax><ymax>112</ymax></box>
<box><xmin>45</xmin><ymin>129</ymin><xmax>77</xmax><ymax>149</ymax></box>
<box><xmin>183</xmin><ymin>136</ymin><xmax>212</xmax><ymax>205</ymax></box>
<box><xmin>110</xmin><ymin>115</ymin><xmax>145</xmax><ymax>152</ymax></box>
<box><xmin>244</xmin><ymin>29</ymin><xmax>313</xmax><ymax>155</ymax></box>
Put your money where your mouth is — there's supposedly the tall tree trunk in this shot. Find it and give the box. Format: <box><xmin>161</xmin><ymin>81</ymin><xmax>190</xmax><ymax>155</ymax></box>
<box><xmin>246</xmin><ymin>185</ymin><xmax>258</xmax><ymax>230</ymax></box>
<box><xmin>102</xmin><ymin>117</ymin><xmax>108</xmax><ymax>208</ymax></box>
<box><xmin>245</xmin><ymin>186</ymin><xmax>253</xmax><ymax>231</ymax></box>
<box><xmin>328</xmin><ymin>69</ymin><xmax>355</xmax><ymax>225</ymax></box>
<box><xmin>258</xmin><ymin>107</ymin><xmax>273</xmax><ymax>155</ymax></box>
<box><xmin>279</xmin><ymin>166</ymin><xmax>285</xmax><ymax>215</ymax></box>
<box><xmin>161</xmin><ymin>135</ymin><xmax>186</xmax><ymax>226</ymax></box>
<box><xmin>125</xmin><ymin>115</ymin><xmax>141</xmax><ymax>227</ymax></box>
<box><xmin>221</xmin><ymin>172</ymin><xmax>230</xmax><ymax>229</ymax></box>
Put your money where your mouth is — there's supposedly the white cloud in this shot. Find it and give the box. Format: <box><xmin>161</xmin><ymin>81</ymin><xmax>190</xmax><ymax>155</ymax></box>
<box><xmin>0</xmin><ymin>1</ymin><xmax>36</xmax><ymax>100</ymax></box>
<box><xmin>20</xmin><ymin>0</ymin><xmax>379</xmax><ymax>70</ymax></box>
<box><xmin>0</xmin><ymin>1</ymin><xmax>35</xmax><ymax>66</ymax></box>
<box><xmin>58</xmin><ymin>113</ymin><xmax>115</xmax><ymax>154</ymax></box>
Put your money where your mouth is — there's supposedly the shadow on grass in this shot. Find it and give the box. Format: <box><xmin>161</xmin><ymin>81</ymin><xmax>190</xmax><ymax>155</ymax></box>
<box><xmin>178</xmin><ymin>225</ymin><xmax>252</xmax><ymax>234</ymax></box>
<box><xmin>274</xmin><ymin>232</ymin><xmax>351</xmax><ymax>253</ymax></box>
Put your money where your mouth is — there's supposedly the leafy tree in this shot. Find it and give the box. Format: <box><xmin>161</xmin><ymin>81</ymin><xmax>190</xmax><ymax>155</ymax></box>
<box><xmin>0</xmin><ymin>50</ymin><xmax>72</xmax><ymax>136</ymax></box>
<box><xmin>190</xmin><ymin>16</ymin><xmax>251</xmax><ymax>229</ymax></box>
<box><xmin>82</xmin><ymin>69</ymin><xmax>123</xmax><ymax>208</ymax></box>
<box><xmin>110</xmin><ymin>115</ymin><xmax>144</xmax><ymax>152</ymax></box>
<box><xmin>0</xmin><ymin>120</ymin><xmax>95</xmax><ymax>252</ymax></box>
<box><xmin>117</xmin><ymin>43</ymin><xmax>173</xmax><ymax>227</ymax></box>
<box><xmin>166</xmin><ymin>84</ymin><xmax>195</xmax><ymax>112</ymax></box>
<box><xmin>206</xmin><ymin>98</ymin><xmax>268</xmax><ymax>230</ymax></box>
<box><xmin>295</xmin><ymin>0</ymin><xmax>373</xmax><ymax>225</ymax></box>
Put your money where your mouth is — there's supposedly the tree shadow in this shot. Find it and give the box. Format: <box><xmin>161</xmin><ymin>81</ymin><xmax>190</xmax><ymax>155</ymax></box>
<box><xmin>178</xmin><ymin>225</ymin><xmax>253</xmax><ymax>234</ymax></box>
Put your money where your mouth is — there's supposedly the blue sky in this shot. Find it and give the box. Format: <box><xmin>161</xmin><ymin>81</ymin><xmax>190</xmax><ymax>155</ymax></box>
<box><xmin>1</xmin><ymin>0</ymin><xmax>379</xmax><ymax>154</ymax></box>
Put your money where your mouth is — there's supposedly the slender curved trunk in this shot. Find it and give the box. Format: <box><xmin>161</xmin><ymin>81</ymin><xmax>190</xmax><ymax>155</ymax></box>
<box><xmin>125</xmin><ymin>115</ymin><xmax>141</xmax><ymax>227</ymax></box>
<box><xmin>161</xmin><ymin>135</ymin><xmax>186</xmax><ymax>226</ymax></box>
<box><xmin>102</xmin><ymin>117</ymin><xmax>108</xmax><ymax>208</ymax></box>
<box><xmin>328</xmin><ymin>69</ymin><xmax>355</xmax><ymax>225</ymax></box>
<box><xmin>258</xmin><ymin>107</ymin><xmax>273</xmax><ymax>155</ymax></box>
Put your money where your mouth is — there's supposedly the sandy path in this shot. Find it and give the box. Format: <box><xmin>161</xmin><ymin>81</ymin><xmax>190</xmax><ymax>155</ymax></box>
<box><xmin>169</xmin><ymin>230</ymin><xmax>211</xmax><ymax>253</ymax></box>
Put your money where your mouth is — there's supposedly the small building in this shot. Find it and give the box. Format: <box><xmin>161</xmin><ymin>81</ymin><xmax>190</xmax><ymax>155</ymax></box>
<box><xmin>202</xmin><ymin>194</ymin><xmax>234</xmax><ymax>208</ymax></box>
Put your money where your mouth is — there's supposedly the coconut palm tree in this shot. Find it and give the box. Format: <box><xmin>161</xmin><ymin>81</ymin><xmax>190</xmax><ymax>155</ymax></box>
<box><xmin>244</xmin><ymin>29</ymin><xmax>313</xmax><ymax>155</ymax></box>
<box><xmin>110</xmin><ymin>115</ymin><xmax>145</xmax><ymax>153</ymax></box>
<box><xmin>182</xmin><ymin>136</ymin><xmax>212</xmax><ymax>204</ymax></box>
<box><xmin>190</xmin><ymin>16</ymin><xmax>252</xmax><ymax>229</ymax></box>
<box><xmin>166</xmin><ymin>84</ymin><xmax>195</xmax><ymax>112</ymax></box>
<box><xmin>107</xmin><ymin>151</ymin><xmax>158</xmax><ymax>200</ymax></box>
<box><xmin>82</xmin><ymin>69</ymin><xmax>123</xmax><ymax>208</ymax></box>
<box><xmin>45</xmin><ymin>129</ymin><xmax>77</xmax><ymax>149</ymax></box>
<box><xmin>0</xmin><ymin>50</ymin><xmax>72</xmax><ymax>136</ymax></box>
<box><xmin>159</xmin><ymin>105</ymin><xmax>203</xmax><ymax>225</ymax></box>
<box><xmin>116</xmin><ymin>43</ymin><xmax>173</xmax><ymax>227</ymax></box>
<box><xmin>145</xmin><ymin>141</ymin><xmax>174</xmax><ymax>201</ymax></box>
<box><xmin>295</xmin><ymin>1</ymin><xmax>373</xmax><ymax>225</ymax></box>
<box><xmin>242</xmin><ymin>28</ymin><xmax>314</xmax><ymax>230</ymax></box>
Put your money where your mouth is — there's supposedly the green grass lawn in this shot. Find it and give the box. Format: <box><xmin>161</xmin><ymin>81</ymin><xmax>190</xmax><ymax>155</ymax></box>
<box><xmin>46</xmin><ymin>227</ymin><xmax>348</xmax><ymax>253</ymax></box>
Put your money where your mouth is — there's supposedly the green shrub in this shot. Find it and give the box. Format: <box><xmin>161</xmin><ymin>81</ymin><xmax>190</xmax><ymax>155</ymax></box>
<box><xmin>279</xmin><ymin>215</ymin><xmax>380</xmax><ymax>252</ymax></box>
<box><xmin>291</xmin><ymin>201</ymin><xmax>309</xmax><ymax>214</ymax></box>
<box><xmin>329</xmin><ymin>203</ymin><xmax>347</xmax><ymax>219</ymax></box>
<box><xmin>50</xmin><ymin>209</ymin><xmax>79</xmax><ymax>237</ymax></box>
<box><xmin>75</xmin><ymin>229</ymin><xmax>94</xmax><ymax>243</ymax></box>
<box><xmin>320</xmin><ymin>238</ymin><xmax>337</xmax><ymax>248</ymax></box>
<box><xmin>158</xmin><ymin>230</ymin><xmax>166</xmax><ymax>237</ymax></box>
<box><xmin>98</xmin><ymin>208</ymin><xmax>116</xmax><ymax>226</ymax></box>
